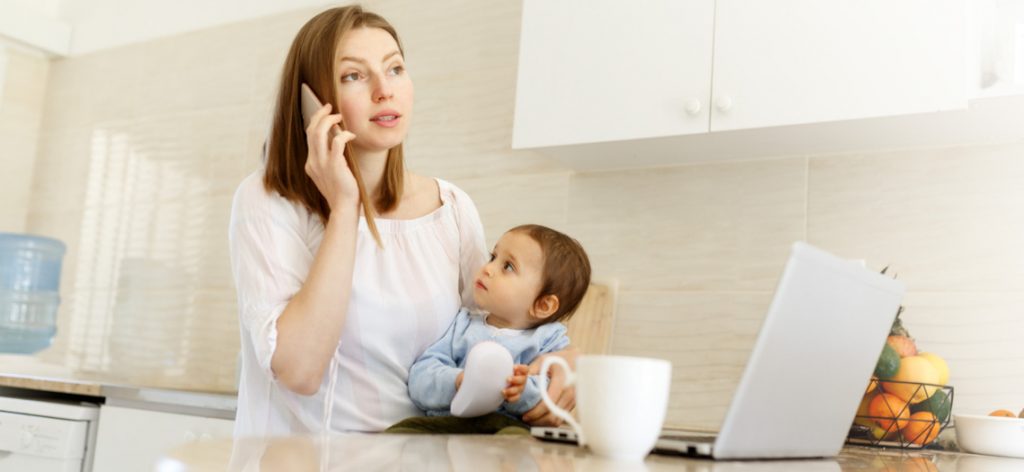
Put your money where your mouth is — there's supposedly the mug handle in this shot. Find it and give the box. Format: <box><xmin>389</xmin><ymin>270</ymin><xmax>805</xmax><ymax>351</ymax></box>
<box><xmin>539</xmin><ymin>356</ymin><xmax>585</xmax><ymax>446</ymax></box>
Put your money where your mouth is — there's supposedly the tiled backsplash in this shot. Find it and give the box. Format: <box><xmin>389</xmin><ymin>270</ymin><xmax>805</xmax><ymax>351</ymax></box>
<box><xmin>2</xmin><ymin>0</ymin><xmax>1021</xmax><ymax>429</ymax></box>
<box><xmin>0</xmin><ymin>44</ymin><xmax>48</xmax><ymax>232</ymax></box>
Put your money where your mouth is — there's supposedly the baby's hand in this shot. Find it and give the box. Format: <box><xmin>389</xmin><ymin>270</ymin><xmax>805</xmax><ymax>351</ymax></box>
<box><xmin>503</xmin><ymin>365</ymin><xmax>530</xmax><ymax>403</ymax></box>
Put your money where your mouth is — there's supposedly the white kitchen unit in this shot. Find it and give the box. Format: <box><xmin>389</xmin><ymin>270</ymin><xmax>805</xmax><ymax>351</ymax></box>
<box><xmin>513</xmin><ymin>0</ymin><xmax>968</xmax><ymax>161</ymax></box>
<box><xmin>513</xmin><ymin>0</ymin><xmax>715</xmax><ymax>148</ymax></box>
<box><xmin>91</xmin><ymin>405</ymin><xmax>234</xmax><ymax>472</ymax></box>
<box><xmin>968</xmin><ymin>0</ymin><xmax>1024</xmax><ymax>98</ymax></box>
<box><xmin>709</xmin><ymin>0</ymin><xmax>965</xmax><ymax>132</ymax></box>
<box><xmin>0</xmin><ymin>396</ymin><xmax>100</xmax><ymax>471</ymax></box>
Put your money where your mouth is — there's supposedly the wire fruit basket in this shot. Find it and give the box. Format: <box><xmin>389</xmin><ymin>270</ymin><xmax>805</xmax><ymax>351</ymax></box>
<box><xmin>846</xmin><ymin>380</ymin><xmax>954</xmax><ymax>449</ymax></box>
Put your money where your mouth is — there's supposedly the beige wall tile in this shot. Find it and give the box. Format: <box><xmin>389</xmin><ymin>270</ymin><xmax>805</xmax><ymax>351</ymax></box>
<box><xmin>450</xmin><ymin>172</ymin><xmax>571</xmax><ymax>246</ymax></box>
<box><xmin>611</xmin><ymin>291</ymin><xmax>773</xmax><ymax>429</ymax></box>
<box><xmin>567</xmin><ymin>158</ymin><xmax>807</xmax><ymax>291</ymax></box>
<box><xmin>26</xmin><ymin>127</ymin><xmax>93</xmax><ymax>213</ymax></box>
<box><xmin>42</xmin><ymin>53</ymin><xmax>139</xmax><ymax>131</ymax></box>
<box><xmin>0</xmin><ymin>210</ymin><xmax>27</xmax><ymax>234</ymax></box>
<box><xmin>808</xmin><ymin>143</ymin><xmax>1024</xmax><ymax>291</ymax></box>
<box><xmin>42</xmin><ymin>23</ymin><xmax>258</xmax><ymax>129</ymax></box>
<box><xmin>27</xmin><ymin>105</ymin><xmax>246</xmax><ymax>387</ymax></box>
<box><xmin>0</xmin><ymin>47</ymin><xmax>49</xmax><ymax>232</ymax></box>
<box><xmin>1</xmin><ymin>47</ymin><xmax>49</xmax><ymax>119</ymax></box>
<box><xmin>0</xmin><ymin>134</ymin><xmax>34</xmax><ymax>231</ymax></box>
<box><xmin>134</xmin><ymin>25</ymin><xmax>259</xmax><ymax>116</ymax></box>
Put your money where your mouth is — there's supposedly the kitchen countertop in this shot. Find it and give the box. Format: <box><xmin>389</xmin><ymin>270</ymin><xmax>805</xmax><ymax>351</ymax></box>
<box><xmin>156</xmin><ymin>433</ymin><xmax>1024</xmax><ymax>471</ymax></box>
<box><xmin>0</xmin><ymin>355</ymin><xmax>237</xmax><ymax>418</ymax></box>
<box><xmin>0</xmin><ymin>354</ymin><xmax>110</xmax><ymax>396</ymax></box>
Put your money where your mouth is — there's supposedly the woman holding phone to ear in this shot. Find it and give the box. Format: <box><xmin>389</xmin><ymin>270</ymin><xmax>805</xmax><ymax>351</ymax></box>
<box><xmin>228</xmin><ymin>6</ymin><xmax>577</xmax><ymax>436</ymax></box>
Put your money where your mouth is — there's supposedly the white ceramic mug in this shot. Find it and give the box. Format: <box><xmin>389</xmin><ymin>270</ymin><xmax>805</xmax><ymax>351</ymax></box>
<box><xmin>540</xmin><ymin>355</ymin><xmax>672</xmax><ymax>461</ymax></box>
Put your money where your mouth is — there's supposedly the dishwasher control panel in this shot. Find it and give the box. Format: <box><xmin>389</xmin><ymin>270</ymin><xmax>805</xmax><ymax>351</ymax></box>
<box><xmin>0</xmin><ymin>410</ymin><xmax>90</xmax><ymax>459</ymax></box>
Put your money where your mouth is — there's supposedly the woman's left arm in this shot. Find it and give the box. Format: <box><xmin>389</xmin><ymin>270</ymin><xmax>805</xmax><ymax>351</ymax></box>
<box><xmin>522</xmin><ymin>346</ymin><xmax>579</xmax><ymax>426</ymax></box>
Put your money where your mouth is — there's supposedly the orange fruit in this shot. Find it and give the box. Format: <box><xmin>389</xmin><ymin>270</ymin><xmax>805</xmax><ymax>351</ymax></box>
<box><xmin>868</xmin><ymin>393</ymin><xmax>910</xmax><ymax>431</ymax></box>
<box><xmin>900</xmin><ymin>412</ymin><xmax>940</xmax><ymax>445</ymax></box>
<box><xmin>881</xmin><ymin>356</ymin><xmax>940</xmax><ymax>403</ymax></box>
<box><xmin>989</xmin><ymin>409</ymin><xmax>1016</xmax><ymax>417</ymax></box>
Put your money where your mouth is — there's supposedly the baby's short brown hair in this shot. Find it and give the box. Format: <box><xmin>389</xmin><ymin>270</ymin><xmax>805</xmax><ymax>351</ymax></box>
<box><xmin>509</xmin><ymin>224</ymin><xmax>592</xmax><ymax>323</ymax></box>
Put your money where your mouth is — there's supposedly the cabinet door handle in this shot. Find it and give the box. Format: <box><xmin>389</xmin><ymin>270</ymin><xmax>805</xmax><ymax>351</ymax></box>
<box><xmin>684</xmin><ymin>98</ymin><xmax>702</xmax><ymax>116</ymax></box>
<box><xmin>715</xmin><ymin>95</ymin><xmax>733</xmax><ymax>113</ymax></box>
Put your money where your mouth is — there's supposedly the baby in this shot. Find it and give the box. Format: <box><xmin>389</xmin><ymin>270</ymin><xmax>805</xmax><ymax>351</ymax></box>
<box><xmin>387</xmin><ymin>224</ymin><xmax>592</xmax><ymax>434</ymax></box>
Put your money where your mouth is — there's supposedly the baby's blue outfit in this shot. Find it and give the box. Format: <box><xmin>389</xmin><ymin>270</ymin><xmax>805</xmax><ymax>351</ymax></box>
<box><xmin>408</xmin><ymin>307</ymin><xmax>570</xmax><ymax>417</ymax></box>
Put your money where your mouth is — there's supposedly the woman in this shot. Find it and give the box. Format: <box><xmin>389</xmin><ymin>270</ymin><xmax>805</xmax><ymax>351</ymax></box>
<box><xmin>228</xmin><ymin>5</ymin><xmax>575</xmax><ymax>436</ymax></box>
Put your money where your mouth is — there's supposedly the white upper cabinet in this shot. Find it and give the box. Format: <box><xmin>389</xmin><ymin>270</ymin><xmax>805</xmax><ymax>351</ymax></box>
<box><xmin>512</xmin><ymin>0</ymin><xmax>715</xmax><ymax>149</ymax></box>
<box><xmin>513</xmin><ymin>0</ymin><xmax>968</xmax><ymax>158</ymax></box>
<box><xmin>710</xmin><ymin>0</ymin><xmax>966</xmax><ymax>131</ymax></box>
<box><xmin>968</xmin><ymin>0</ymin><xmax>1024</xmax><ymax>98</ymax></box>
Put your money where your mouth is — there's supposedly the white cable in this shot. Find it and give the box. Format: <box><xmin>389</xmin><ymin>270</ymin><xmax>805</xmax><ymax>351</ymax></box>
<box><xmin>319</xmin><ymin>350</ymin><xmax>339</xmax><ymax>472</ymax></box>
<box><xmin>321</xmin><ymin>350</ymin><xmax>339</xmax><ymax>433</ymax></box>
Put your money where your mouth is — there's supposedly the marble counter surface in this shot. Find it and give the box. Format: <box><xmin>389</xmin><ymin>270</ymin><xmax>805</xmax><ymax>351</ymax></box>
<box><xmin>156</xmin><ymin>433</ymin><xmax>1024</xmax><ymax>472</ymax></box>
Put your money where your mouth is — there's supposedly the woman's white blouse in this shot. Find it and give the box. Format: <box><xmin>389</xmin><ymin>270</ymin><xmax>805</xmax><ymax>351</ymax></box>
<box><xmin>228</xmin><ymin>171</ymin><xmax>487</xmax><ymax>436</ymax></box>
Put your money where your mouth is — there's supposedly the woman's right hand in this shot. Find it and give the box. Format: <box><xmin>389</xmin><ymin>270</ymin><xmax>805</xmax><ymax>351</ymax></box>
<box><xmin>304</xmin><ymin>103</ymin><xmax>359</xmax><ymax>210</ymax></box>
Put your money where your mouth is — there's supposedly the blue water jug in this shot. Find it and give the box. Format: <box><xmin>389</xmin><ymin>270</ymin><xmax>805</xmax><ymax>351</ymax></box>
<box><xmin>0</xmin><ymin>233</ymin><xmax>66</xmax><ymax>353</ymax></box>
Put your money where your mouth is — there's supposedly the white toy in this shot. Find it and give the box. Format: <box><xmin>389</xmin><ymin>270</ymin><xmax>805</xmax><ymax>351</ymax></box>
<box><xmin>450</xmin><ymin>341</ymin><xmax>514</xmax><ymax>418</ymax></box>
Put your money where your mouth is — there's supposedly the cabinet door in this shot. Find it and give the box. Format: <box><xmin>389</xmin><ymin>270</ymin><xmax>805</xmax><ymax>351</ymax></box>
<box><xmin>710</xmin><ymin>0</ymin><xmax>967</xmax><ymax>132</ymax></box>
<box><xmin>513</xmin><ymin>0</ymin><xmax>714</xmax><ymax>149</ymax></box>
<box><xmin>92</xmin><ymin>406</ymin><xmax>233</xmax><ymax>472</ymax></box>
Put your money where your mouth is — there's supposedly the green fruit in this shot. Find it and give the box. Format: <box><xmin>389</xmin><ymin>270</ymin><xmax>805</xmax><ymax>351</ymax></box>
<box><xmin>874</xmin><ymin>343</ymin><xmax>901</xmax><ymax>379</ymax></box>
<box><xmin>910</xmin><ymin>390</ymin><xmax>952</xmax><ymax>423</ymax></box>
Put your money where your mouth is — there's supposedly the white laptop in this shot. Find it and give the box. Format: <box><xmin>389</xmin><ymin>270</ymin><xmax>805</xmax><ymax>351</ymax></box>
<box><xmin>532</xmin><ymin>242</ymin><xmax>905</xmax><ymax>460</ymax></box>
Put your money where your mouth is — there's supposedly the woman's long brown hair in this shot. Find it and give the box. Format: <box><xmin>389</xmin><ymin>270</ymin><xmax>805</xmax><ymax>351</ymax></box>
<box><xmin>264</xmin><ymin>6</ymin><xmax>407</xmax><ymax>247</ymax></box>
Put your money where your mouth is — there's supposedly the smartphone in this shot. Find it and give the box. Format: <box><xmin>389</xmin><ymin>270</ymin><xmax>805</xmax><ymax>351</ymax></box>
<box><xmin>299</xmin><ymin>85</ymin><xmax>381</xmax><ymax>243</ymax></box>
<box><xmin>300</xmin><ymin>83</ymin><xmax>343</xmax><ymax>139</ymax></box>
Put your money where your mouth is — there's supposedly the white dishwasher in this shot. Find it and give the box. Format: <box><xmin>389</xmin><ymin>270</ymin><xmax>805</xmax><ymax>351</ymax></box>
<box><xmin>0</xmin><ymin>395</ymin><xmax>99</xmax><ymax>471</ymax></box>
